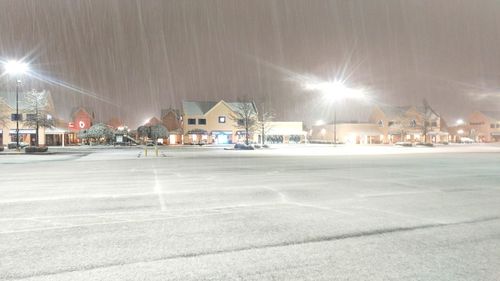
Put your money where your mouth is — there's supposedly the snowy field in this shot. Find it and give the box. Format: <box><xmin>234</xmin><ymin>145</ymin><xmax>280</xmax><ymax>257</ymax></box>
<box><xmin>1</xmin><ymin>144</ymin><xmax>500</xmax><ymax>280</ymax></box>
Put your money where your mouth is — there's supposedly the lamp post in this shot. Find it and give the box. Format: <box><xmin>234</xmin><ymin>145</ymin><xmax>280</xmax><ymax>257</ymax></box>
<box><xmin>3</xmin><ymin>60</ymin><xmax>29</xmax><ymax>150</ymax></box>
<box><xmin>304</xmin><ymin>80</ymin><xmax>366</xmax><ymax>145</ymax></box>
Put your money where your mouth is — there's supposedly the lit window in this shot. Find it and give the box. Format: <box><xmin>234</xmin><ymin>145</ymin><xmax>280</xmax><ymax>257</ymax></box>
<box><xmin>218</xmin><ymin>116</ymin><xmax>226</xmax><ymax>123</ymax></box>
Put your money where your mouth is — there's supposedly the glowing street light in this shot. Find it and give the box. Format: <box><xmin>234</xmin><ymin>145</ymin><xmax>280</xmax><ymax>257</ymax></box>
<box><xmin>304</xmin><ymin>80</ymin><xmax>367</xmax><ymax>145</ymax></box>
<box><xmin>456</xmin><ymin>119</ymin><xmax>465</xmax><ymax>126</ymax></box>
<box><xmin>4</xmin><ymin>60</ymin><xmax>29</xmax><ymax>75</ymax></box>
<box><xmin>3</xmin><ymin>60</ymin><xmax>30</xmax><ymax>150</ymax></box>
<box><xmin>315</xmin><ymin>119</ymin><xmax>326</xmax><ymax>126</ymax></box>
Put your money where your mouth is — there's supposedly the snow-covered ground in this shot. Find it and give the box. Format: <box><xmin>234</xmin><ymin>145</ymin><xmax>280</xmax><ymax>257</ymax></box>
<box><xmin>1</xmin><ymin>144</ymin><xmax>500</xmax><ymax>280</ymax></box>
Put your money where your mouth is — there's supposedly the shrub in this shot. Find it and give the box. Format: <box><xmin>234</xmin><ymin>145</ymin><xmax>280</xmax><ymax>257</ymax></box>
<box><xmin>25</xmin><ymin>146</ymin><xmax>48</xmax><ymax>153</ymax></box>
<box><xmin>234</xmin><ymin>143</ymin><xmax>254</xmax><ymax>150</ymax></box>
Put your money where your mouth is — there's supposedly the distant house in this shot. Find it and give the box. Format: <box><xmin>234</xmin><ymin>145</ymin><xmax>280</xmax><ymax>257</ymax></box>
<box><xmin>466</xmin><ymin>111</ymin><xmax>500</xmax><ymax>142</ymax></box>
<box><xmin>182</xmin><ymin>100</ymin><xmax>258</xmax><ymax>144</ymax></box>
<box><xmin>70</xmin><ymin>107</ymin><xmax>94</xmax><ymax>132</ymax></box>
<box><xmin>369</xmin><ymin>105</ymin><xmax>447</xmax><ymax>143</ymax></box>
<box><xmin>161</xmin><ymin>108</ymin><xmax>183</xmax><ymax>144</ymax></box>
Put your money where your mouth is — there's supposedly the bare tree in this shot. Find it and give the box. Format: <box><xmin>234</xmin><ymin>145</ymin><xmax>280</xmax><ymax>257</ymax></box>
<box><xmin>230</xmin><ymin>101</ymin><xmax>258</xmax><ymax>145</ymax></box>
<box><xmin>0</xmin><ymin>98</ymin><xmax>10</xmax><ymax>129</ymax></box>
<box><xmin>422</xmin><ymin>98</ymin><xmax>436</xmax><ymax>143</ymax></box>
<box><xmin>258</xmin><ymin>110</ymin><xmax>275</xmax><ymax>145</ymax></box>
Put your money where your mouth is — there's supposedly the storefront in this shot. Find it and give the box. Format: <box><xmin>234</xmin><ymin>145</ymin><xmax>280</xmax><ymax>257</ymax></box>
<box><xmin>211</xmin><ymin>130</ymin><xmax>232</xmax><ymax>144</ymax></box>
<box><xmin>9</xmin><ymin>129</ymin><xmax>36</xmax><ymax>145</ymax></box>
<box><xmin>185</xmin><ymin>129</ymin><xmax>208</xmax><ymax>144</ymax></box>
<box><xmin>45</xmin><ymin>127</ymin><xmax>76</xmax><ymax>146</ymax></box>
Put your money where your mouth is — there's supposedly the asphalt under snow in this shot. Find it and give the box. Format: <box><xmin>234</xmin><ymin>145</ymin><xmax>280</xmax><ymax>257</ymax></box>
<box><xmin>1</xmin><ymin>145</ymin><xmax>500</xmax><ymax>280</ymax></box>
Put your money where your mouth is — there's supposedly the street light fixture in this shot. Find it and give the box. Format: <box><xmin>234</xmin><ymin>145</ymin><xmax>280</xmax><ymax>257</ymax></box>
<box><xmin>3</xmin><ymin>60</ymin><xmax>30</xmax><ymax>150</ymax></box>
<box><xmin>304</xmin><ymin>80</ymin><xmax>367</xmax><ymax>145</ymax></box>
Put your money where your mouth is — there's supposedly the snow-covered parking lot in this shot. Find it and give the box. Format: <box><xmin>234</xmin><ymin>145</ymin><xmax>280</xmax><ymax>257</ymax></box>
<box><xmin>1</xmin><ymin>144</ymin><xmax>500</xmax><ymax>280</ymax></box>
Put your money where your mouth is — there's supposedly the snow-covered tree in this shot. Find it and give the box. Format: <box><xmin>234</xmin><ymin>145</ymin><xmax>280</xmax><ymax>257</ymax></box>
<box><xmin>23</xmin><ymin>91</ymin><xmax>54</xmax><ymax>146</ymax></box>
<box><xmin>150</xmin><ymin>124</ymin><xmax>169</xmax><ymax>141</ymax></box>
<box><xmin>137</xmin><ymin>125</ymin><xmax>149</xmax><ymax>139</ymax></box>
<box><xmin>87</xmin><ymin>123</ymin><xmax>114</xmax><ymax>144</ymax></box>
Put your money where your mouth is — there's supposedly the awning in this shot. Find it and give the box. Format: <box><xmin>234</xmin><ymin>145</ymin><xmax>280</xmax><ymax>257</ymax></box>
<box><xmin>186</xmin><ymin>129</ymin><xmax>208</xmax><ymax>135</ymax></box>
<box><xmin>427</xmin><ymin>131</ymin><xmax>449</xmax><ymax>136</ymax></box>
<box><xmin>9</xmin><ymin>129</ymin><xmax>35</xmax><ymax>134</ymax></box>
<box><xmin>45</xmin><ymin>127</ymin><xmax>69</xmax><ymax>134</ymax></box>
<box><xmin>211</xmin><ymin>130</ymin><xmax>232</xmax><ymax>135</ymax></box>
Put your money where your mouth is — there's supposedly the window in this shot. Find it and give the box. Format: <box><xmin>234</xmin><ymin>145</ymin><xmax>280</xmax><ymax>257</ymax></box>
<box><xmin>237</xmin><ymin>119</ymin><xmax>245</xmax><ymax>126</ymax></box>
<box><xmin>27</xmin><ymin>114</ymin><xmax>37</xmax><ymax>121</ymax></box>
<box><xmin>378</xmin><ymin>120</ymin><xmax>383</xmax><ymax>127</ymax></box>
<box><xmin>218</xmin><ymin>116</ymin><xmax>226</xmax><ymax>123</ymax></box>
<box><xmin>388</xmin><ymin>121</ymin><xmax>394</xmax><ymax>127</ymax></box>
<box><xmin>491</xmin><ymin>124</ymin><xmax>496</xmax><ymax>129</ymax></box>
<box><xmin>198</xmin><ymin>118</ymin><xmax>206</xmax><ymax>125</ymax></box>
<box><xmin>187</xmin><ymin>118</ymin><xmax>196</xmax><ymax>125</ymax></box>
<box><xmin>410</xmin><ymin>120</ymin><xmax>417</xmax><ymax>127</ymax></box>
<box><xmin>496</xmin><ymin>124</ymin><xmax>500</xmax><ymax>128</ymax></box>
<box><xmin>431</xmin><ymin>121</ymin><xmax>437</xmax><ymax>127</ymax></box>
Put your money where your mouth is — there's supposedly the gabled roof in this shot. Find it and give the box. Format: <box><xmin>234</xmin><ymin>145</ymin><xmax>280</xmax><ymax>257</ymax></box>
<box><xmin>182</xmin><ymin>101</ymin><xmax>218</xmax><ymax>115</ymax></box>
<box><xmin>377</xmin><ymin>106</ymin><xmax>409</xmax><ymax>119</ymax></box>
<box><xmin>71</xmin><ymin>107</ymin><xmax>94</xmax><ymax>119</ymax></box>
<box><xmin>161</xmin><ymin>108</ymin><xmax>182</xmax><ymax>118</ymax></box>
<box><xmin>481</xmin><ymin>111</ymin><xmax>500</xmax><ymax>121</ymax></box>
<box><xmin>144</xmin><ymin>117</ymin><xmax>162</xmax><ymax>126</ymax></box>
<box><xmin>182</xmin><ymin>100</ymin><xmax>257</xmax><ymax>116</ymax></box>
<box><xmin>377</xmin><ymin>105</ymin><xmax>439</xmax><ymax>119</ymax></box>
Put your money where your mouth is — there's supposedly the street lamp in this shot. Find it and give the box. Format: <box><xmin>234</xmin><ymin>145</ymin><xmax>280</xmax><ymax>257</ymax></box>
<box><xmin>304</xmin><ymin>80</ymin><xmax>366</xmax><ymax>145</ymax></box>
<box><xmin>3</xmin><ymin>60</ymin><xmax>30</xmax><ymax>150</ymax></box>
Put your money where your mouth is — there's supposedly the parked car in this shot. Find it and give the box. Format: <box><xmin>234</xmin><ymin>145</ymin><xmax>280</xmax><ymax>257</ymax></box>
<box><xmin>459</xmin><ymin>137</ymin><xmax>475</xmax><ymax>144</ymax></box>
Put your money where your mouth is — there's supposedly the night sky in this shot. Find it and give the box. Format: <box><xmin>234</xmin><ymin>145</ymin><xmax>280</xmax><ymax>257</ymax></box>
<box><xmin>1</xmin><ymin>0</ymin><xmax>500</xmax><ymax>127</ymax></box>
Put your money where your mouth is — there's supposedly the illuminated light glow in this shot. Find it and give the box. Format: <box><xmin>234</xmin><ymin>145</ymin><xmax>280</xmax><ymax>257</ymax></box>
<box><xmin>315</xmin><ymin>120</ymin><xmax>326</xmax><ymax>126</ymax></box>
<box><xmin>456</xmin><ymin>119</ymin><xmax>465</xmax><ymax>126</ymax></box>
<box><xmin>3</xmin><ymin>60</ymin><xmax>29</xmax><ymax>75</ymax></box>
<box><xmin>457</xmin><ymin>129</ymin><xmax>464</xmax><ymax>135</ymax></box>
<box><xmin>320</xmin><ymin>128</ymin><xmax>326</xmax><ymax>135</ymax></box>
<box><xmin>303</xmin><ymin>80</ymin><xmax>367</xmax><ymax>102</ymax></box>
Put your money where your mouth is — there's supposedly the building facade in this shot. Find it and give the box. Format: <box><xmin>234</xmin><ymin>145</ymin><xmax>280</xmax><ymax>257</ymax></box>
<box><xmin>310</xmin><ymin>123</ymin><xmax>383</xmax><ymax>144</ymax></box>
<box><xmin>464</xmin><ymin>111</ymin><xmax>500</xmax><ymax>142</ymax></box>
<box><xmin>182</xmin><ymin>100</ymin><xmax>258</xmax><ymax>144</ymax></box>
<box><xmin>369</xmin><ymin>105</ymin><xmax>448</xmax><ymax>143</ymax></box>
<box><xmin>0</xmin><ymin>90</ymin><xmax>55</xmax><ymax>147</ymax></box>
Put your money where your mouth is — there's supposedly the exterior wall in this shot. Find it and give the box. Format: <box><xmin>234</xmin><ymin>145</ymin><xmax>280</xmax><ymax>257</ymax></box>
<box><xmin>369</xmin><ymin>106</ymin><xmax>444</xmax><ymax>144</ymax></box>
<box><xmin>260</xmin><ymin>122</ymin><xmax>306</xmax><ymax>144</ymax></box>
<box><xmin>162</xmin><ymin>111</ymin><xmax>182</xmax><ymax>132</ymax></box>
<box><xmin>1</xmin><ymin>106</ymin><xmax>48</xmax><ymax>146</ymax></box>
<box><xmin>72</xmin><ymin>109</ymin><xmax>93</xmax><ymax>131</ymax></box>
<box><xmin>310</xmin><ymin>123</ymin><xmax>383</xmax><ymax>144</ymax></box>
<box><xmin>183</xmin><ymin>101</ymin><xmax>257</xmax><ymax>144</ymax></box>
<box><xmin>467</xmin><ymin>111</ymin><xmax>500</xmax><ymax>142</ymax></box>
